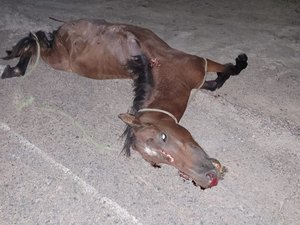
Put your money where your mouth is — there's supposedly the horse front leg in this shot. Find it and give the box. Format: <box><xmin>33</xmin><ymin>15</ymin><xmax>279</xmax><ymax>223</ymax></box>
<box><xmin>201</xmin><ymin>54</ymin><xmax>248</xmax><ymax>91</ymax></box>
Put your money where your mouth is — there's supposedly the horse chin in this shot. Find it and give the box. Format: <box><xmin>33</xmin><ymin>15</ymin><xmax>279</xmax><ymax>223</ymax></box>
<box><xmin>180</xmin><ymin>159</ymin><xmax>227</xmax><ymax>189</ymax></box>
<box><xmin>179</xmin><ymin>171</ymin><xmax>219</xmax><ymax>190</ymax></box>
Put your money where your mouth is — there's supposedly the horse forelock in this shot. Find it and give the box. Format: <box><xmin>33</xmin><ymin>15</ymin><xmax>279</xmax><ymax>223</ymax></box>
<box><xmin>121</xmin><ymin>54</ymin><xmax>154</xmax><ymax>156</ymax></box>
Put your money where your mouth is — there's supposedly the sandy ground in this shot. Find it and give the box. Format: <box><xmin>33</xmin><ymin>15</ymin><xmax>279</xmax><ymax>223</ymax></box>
<box><xmin>0</xmin><ymin>0</ymin><xmax>299</xmax><ymax>224</ymax></box>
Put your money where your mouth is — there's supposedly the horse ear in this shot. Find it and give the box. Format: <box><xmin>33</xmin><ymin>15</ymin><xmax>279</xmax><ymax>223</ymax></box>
<box><xmin>118</xmin><ymin>113</ymin><xmax>142</xmax><ymax>127</ymax></box>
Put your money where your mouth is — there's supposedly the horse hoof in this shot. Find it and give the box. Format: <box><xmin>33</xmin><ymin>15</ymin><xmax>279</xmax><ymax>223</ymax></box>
<box><xmin>1</xmin><ymin>65</ymin><xmax>12</xmax><ymax>79</ymax></box>
<box><xmin>237</xmin><ymin>53</ymin><xmax>248</xmax><ymax>62</ymax></box>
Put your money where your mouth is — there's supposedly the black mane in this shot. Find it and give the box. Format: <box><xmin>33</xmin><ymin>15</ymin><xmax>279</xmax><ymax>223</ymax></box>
<box><xmin>121</xmin><ymin>54</ymin><xmax>154</xmax><ymax>156</ymax></box>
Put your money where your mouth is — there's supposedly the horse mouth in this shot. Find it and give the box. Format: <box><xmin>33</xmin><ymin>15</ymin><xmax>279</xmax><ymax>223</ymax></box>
<box><xmin>179</xmin><ymin>161</ymin><xmax>227</xmax><ymax>189</ymax></box>
<box><xmin>179</xmin><ymin>170</ymin><xmax>218</xmax><ymax>189</ymax></box>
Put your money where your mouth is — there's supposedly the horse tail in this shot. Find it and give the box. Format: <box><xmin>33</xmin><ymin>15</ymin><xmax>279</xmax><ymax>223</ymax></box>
<box><xmin>49</xmin><ymin>16</ymin><xmax>65</xmax><ymax>23</ymax></box>
<box><xmin>1</xmin><ymin>31</ymin><xmax>53</xmax><ymax>79</ymax></box>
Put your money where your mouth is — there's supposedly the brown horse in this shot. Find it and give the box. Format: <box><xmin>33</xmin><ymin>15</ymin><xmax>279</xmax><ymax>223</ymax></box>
<box><xmin>1</xmin><ymin>19</ymin><xmax>247</xmax><ymax>189</ymax></box>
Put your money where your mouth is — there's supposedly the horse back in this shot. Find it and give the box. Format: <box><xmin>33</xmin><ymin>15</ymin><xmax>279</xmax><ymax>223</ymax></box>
<box><xmin>52</xmin><ymin>19</ymin><xmax>133</xmax><ymax>79</ymax></box>
<box><xmin>52</xmin><ymin>19</ymin><xmax>174</xmax><ymax>80</ymax></box>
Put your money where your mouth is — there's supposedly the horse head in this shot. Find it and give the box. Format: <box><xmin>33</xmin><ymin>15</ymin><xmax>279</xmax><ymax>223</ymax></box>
<box><xmin>119</xmin><ymin>112</ymin><xmax>226</xmax><ymax>189</ymax></box>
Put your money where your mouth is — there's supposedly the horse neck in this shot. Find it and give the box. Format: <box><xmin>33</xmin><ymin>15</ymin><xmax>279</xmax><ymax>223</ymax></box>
<box><xmin>133</xmin><ymin>52</ymin><xmax>205</xmax><ymax>123</ymax></box>
<box><xmin>142</xmin><ymin>73</ymin><xmax>192</xmax><ymax>122</ymax></box>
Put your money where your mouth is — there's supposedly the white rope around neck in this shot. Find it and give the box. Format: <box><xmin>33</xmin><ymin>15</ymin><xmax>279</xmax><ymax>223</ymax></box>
<box><xmin>138</xmin><ymin>108</ymin><xmax>178</xmax><ymax>124</ymax></box>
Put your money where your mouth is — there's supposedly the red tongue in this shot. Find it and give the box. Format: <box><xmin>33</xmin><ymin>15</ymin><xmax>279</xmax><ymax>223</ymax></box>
<box><xmin>209</xmin><ymin>177</ymin><xmax>218</xmax><ymax>188</ymax></box>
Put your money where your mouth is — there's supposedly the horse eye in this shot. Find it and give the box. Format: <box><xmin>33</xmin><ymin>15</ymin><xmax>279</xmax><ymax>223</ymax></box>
<box><xmin>160</xmin><ymin>133</ymin><xmax>167</xmax><ymax>142</ymax></box>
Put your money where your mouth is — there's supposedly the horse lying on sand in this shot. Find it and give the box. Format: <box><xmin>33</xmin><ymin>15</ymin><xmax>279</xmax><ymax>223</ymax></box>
<box><xmin>1</xmin><ymin>19</ymin><xmax>247</xmax><ymax>189</ymax></box>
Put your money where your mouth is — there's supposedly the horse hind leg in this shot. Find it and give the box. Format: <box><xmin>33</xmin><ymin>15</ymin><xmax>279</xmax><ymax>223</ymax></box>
<box><xmin>1</xmin><ymin>52</ymin><xmax>32</xmax><ymax>79</ymax></box>
<box><xmin>201</xmin><ymin>54</ymin><xmax>248</xmax><ymax>91</ymax></box>
<box><xmin>1</xmin><ymin>31</ymin><xmax>53</xmax><ymax>79</ymax></box>
<box><xmin>1</xmin><ymin>35</ymin><xmax>34</xmax><ymax>78</ymax></box>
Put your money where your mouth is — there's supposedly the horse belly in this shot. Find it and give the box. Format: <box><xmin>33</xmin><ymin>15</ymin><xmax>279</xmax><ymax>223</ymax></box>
<box><xmin>70</xmin><ymin>46</ymin><xmax>130</xmax><ymax>79</ymax></box>
<box><xmin>61</xmin><ymin>21</ymin><xmax>143</xmax><ymax>80</ymax></box>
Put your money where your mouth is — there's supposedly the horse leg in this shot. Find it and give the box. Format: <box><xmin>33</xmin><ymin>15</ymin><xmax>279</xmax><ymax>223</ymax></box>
<box><xmin>201</xmin><ymin>54</ymin><xmax>248</xmax><ymax>91</ymax></box>
<box><xmin>1</xmin><ymin>33</ymin><xmax>39</xmax><ymax>79</ymax></box>
<box><xmin>1</xmin><ymin>30</ymin><xmax>69</xmax><ymax>79</ymax></box>
<box><xmin>1</xmin><ymin>52</ymin><xmax>32</xmax><ymax>78</ymax></box>
<box><xmin>1</xmin><ymin>31</ymin><xmax>54</xmax><ymax>79</ymax></box>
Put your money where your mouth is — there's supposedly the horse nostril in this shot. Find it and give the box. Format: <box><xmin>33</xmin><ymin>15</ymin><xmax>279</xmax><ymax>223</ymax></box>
<box><xmin>206</xmin><ymin>172</ymin><xmax>218</xmax><ymax>188</ymax></box>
